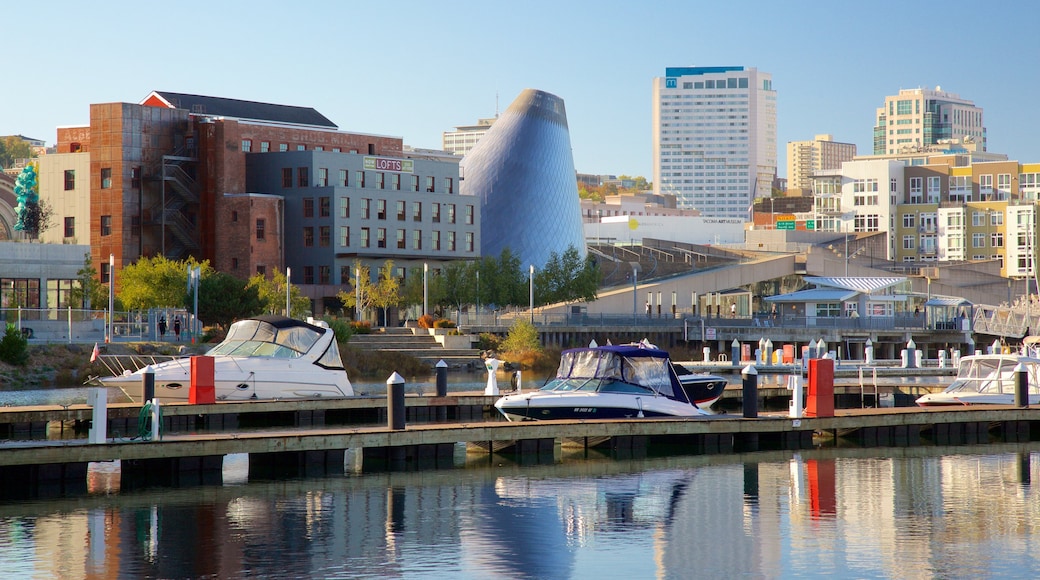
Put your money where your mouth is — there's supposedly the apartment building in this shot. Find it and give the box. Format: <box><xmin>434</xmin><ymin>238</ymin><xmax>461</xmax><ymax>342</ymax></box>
<box><xmin>786</xmin><ymin>134</ymin><xmax>856</xmax><ymax>195</ymax></box>
<box><xmin>873</xmin><ymin>87</ymin><xmax>986</xmax><ymax>155</ymax></box>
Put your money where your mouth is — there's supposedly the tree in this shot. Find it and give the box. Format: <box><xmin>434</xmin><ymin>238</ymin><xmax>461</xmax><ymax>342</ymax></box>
<box><xmin>336</xmin><ymin>260</ymin><xmax>375</xmax><ymax>320</ymax></box>
<box><xmin>500</xmin><ymin>317</ymin><xmax>541</xmax><ymax>358</ymax></box>
<box><xmin>370</xmin><ymin>260</ymin><xmax>402</xmax><ymax>326</ymax></box>
<box><xmin>532</xmin><ymin>246</ymin><xmax>599</xmax><ymax>307</ymax></box>
<box><xmin>120</xmin><ymin>256</ymin><xmax>208</xmax><ymax>310</ymax></box>
<box><xmin>0</xmin><ymin>136</ymin><xmax>34</xmax><ymax>170</ymax></box>
<box><xmin>197</xmin><ymin>271</ymin><xmax>264</xmax><ymax>329</ymax></box>
<box><xmin>69</xmin><ymin>253</ymin><xmax>107</xmax><ymax>309</ymax></box>
<box><xmin>247</xmin><ymin>268</ymin><xmax>310</xmax><ymax>318</ymax></box>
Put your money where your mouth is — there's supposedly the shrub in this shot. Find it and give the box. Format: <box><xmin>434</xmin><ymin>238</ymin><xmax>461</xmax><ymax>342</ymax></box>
<box><xmin>322</xmin><ymin>317</ymin><xmax>354</xmax><ymax>343</ymax></box>
<box><xmin>433</xmin><ymin>318</ymin><xmax>456</xmax><ymax>329</ymax></box>
<box><xmin>417</xmin><ymin>314</ymin><xmax>435</xmax><ymax>328</ymax></box>
<box><xmin>0</xmin><ymin>324</ymin><xmax>29</xmax><ymax>366</ymax></box>
<box><xmin>477</xmin><ymin>332</ymin><xmax>502</xmax><ymax>352</ymax></box>
<box><xmin>350</xmin><ymin>320</ymin><xmax>372</xmax><ymax>334</ymax></box>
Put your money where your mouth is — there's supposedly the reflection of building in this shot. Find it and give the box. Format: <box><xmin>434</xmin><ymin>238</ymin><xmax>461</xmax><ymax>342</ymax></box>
<box><xmin>461</xmin><ymin>89</ymin><xmax>585</xmax><ymax>269</ymax></box>
<box><xmin>652</xmin><ymin>66</ymin><xmax>776</xmax><ymax>218</ymax></box>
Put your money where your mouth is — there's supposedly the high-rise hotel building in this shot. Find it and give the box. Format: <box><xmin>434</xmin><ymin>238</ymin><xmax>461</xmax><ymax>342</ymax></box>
<box><xmin>873</xmin><ymin>87</ymin><xmax>986</xmax><ymax>155</ymax></box>
<box><xmin>652</xmin><ymin>66</ymin><xmax>776</xmax><ymax>218</ymax></box>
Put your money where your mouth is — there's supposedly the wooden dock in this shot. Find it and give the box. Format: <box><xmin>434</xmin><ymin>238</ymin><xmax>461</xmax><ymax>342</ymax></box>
<box><xmin>1</xmin><ymin>391</ymin><xmax>1038</xmax><ymax>498</ymax></box>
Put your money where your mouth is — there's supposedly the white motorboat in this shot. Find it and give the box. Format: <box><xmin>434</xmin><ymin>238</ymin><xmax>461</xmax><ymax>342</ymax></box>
<box><xmin>494</xmin><ymin>342</ymin><xmax>722</xmax><ymax>421</ymax></box>
<box><xmin>99</xmin><ymin>315</ymin><xmax>353</xmax><ymax>402</ymax></box>
<box><xmin>915</xmin><ymin>352</ymin><xmax>1040</xmax><ymax>406</ymax></box>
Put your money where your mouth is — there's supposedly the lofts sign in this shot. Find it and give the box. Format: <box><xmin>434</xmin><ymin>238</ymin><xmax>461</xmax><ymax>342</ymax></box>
<box><xmin>364</xmin><ymin>156</ymin><xmax>414</xmax><ymax>173</ymax></box>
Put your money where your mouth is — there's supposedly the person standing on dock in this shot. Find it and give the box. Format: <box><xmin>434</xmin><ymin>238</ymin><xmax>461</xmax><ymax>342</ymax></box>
<box><xmin>158</xmin><ymin>316</ymin><xmax>167</xmax><ymax>341</ymax></box>
<box><xmin>173</xmin><ymin>316</ymin><xmax>182</xmax><ymax>341</ymax></box>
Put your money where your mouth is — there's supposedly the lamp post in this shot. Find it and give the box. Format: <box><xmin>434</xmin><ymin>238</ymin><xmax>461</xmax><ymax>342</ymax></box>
<box><xmin>476</xmin><ymin>269</ymin><xmax>480</xmax><ymax>324</ymax></box>
<box><xmin>631</xmin><ymin>263</ymin><xmax>639</xmax><ymax>324</ymax></box>
<box><xmin>107</xmin><ymin>253</ymin><xmax>114</xmax><ymax>343</ymax></box>
<box><xmin>285</xmin><ymin>267</ymin><xmax>291</xmax><ymax>317</ymax></box>
<box><xmin>423</xmin><ymin>262</ymin><xmax>428</xmax><ymax>317</ymax></box>
<box><xmin>355</xmin><ymin>266</ymin><xmax>361</xmax><ymax>322</ymax></box>
<box><xmin>529</xmin><ymin>264</ymin><xmax>534</xmax><ymax>323</ymax></box>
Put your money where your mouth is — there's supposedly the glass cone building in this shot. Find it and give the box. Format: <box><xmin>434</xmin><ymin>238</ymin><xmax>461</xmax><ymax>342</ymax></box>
<box><xmin>461</xmin><ymin>89</ymin><xmax>586</xmax><ymax>270</ymax></box>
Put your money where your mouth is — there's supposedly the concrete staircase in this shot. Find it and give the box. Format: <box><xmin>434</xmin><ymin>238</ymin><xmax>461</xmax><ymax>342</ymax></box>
<box><xmin>347</xmin><ymin>327</ymin><xmax>484</xmax><ymax>369</ymax></box>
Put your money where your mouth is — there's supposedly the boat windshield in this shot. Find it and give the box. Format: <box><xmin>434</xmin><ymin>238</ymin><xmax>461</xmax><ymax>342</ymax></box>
<box><xmin>551</xmin><ymin>349</ymin><xmax>675</xmax><ymax>396</ymax></box>
<box><xmin>207</xmin><ymin>319</ymin><xmax>321</xmax><ymax>358</ymax></box>
<box><xmin>947</xmin><ymin>358</ymin><xmax>1034</xmax><ymax>394</ymax></box>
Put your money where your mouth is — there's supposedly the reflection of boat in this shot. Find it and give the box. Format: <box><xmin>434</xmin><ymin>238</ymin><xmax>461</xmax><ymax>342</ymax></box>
<box><xmin>99</xmin><ymin>315</ymin><xmax>353</xmax><ymax>402</ymax></box>
<box><xmin>915</xmin><ymin>353</ymin><xmax>1040</xmax><ymax>406</ymax></box>
<box><xmin>494</xmin><ymin>342</ymin><xmax>721</xmax><ymax>421</ymax></box>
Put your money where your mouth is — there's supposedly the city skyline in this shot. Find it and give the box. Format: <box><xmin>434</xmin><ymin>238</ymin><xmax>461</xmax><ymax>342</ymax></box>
<box><xmin>3</xmin><ymin>0</ymin><xmax>1038</xmax><ymax>180</ymax></box>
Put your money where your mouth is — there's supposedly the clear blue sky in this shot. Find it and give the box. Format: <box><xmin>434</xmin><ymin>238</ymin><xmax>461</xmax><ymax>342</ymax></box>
<box><xmin>4</xmin><ymin>0</ymin><xmax>1038</xmax><ymax>179</ymax></box>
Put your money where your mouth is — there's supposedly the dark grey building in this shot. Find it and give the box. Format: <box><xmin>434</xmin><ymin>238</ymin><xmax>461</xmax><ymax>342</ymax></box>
<box><xmin>246</xmin><ymin>149</ymin><xmax>478</xmax><ymax>296</ymax></box>
<box><xmin>461</xmin><ymin>89</ymin><xmax>586</xmax><ymax>269</ymax></box>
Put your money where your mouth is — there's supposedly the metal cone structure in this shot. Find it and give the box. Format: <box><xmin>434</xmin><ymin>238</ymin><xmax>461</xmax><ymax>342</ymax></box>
<box><xmin>461</xmin><ymin>89</ymin><xmax>586</xmax><ymax>269</ymax></box>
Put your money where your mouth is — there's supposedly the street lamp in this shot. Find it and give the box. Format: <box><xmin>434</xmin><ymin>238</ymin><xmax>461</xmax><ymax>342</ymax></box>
<box><xmin>476</xmin><ymin>269</ymin><xmax>480</xmax><ymax>323</ymax></box>
<box><xmin>107</xmin><ymin>253</ymin><xmax>114</xmax><ymax>343</ymax></box>
<box><xmin>355</xmin><ymin>266</ymin><xmax>361</xmax><ymax>322</ymax></box>
<box><xmin>529</xmin><ymin>264</ymin><xmax>534</xmax><ymax>323</ymax></box>
<box><xmin>423</xmin><ymin>262</ymin><xmax>428</xmax><ymax>317</ymax></box>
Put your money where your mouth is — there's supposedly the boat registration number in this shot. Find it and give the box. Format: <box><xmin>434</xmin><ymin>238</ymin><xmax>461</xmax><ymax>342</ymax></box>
<box><xmin>573</xmin><ymin>408</ymin><xmax>597</xmax><ymax>413</ymax></box>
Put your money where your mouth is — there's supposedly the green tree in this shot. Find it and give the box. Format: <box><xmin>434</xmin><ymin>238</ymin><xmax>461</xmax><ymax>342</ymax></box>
<box><xmin>247</xmin><ymin>268</ymin><xmax>310</xmax><ymax>318</ymax></box>
<box><xmin>500</xmin><ymin>317</ymin><xmax>541</xmax><ymax>358</ymax></box>
<box><xmin>69</xmin><ymin>253</ymin><xmax>107</xmax><ymax>309</ymax></box>
<box><xmin>0</xmin><ymin>323</ymin><xmax>29</xmax><ymax>366</ymax></box>
<box><xmin>370</xmin><ymin>260</ymin><xmax>402</xmax><ymax>326</ymax></box>
<box><xmin>120</xmin><ymin>256</ymin><xmax>209</xmax><ymax>310</ymax></box>
<box><xmin>0</xmin><ymin>136</ymin><xmax>35</xmax><ymax>169</ymax></box>
<box><xmin>336</xmin><ymin>260</ymin><xmax>375</xmax><ymax>320</ymax></box>
<box><xmin>198</xmin><ymin>271</ymin><xmax>264</xmax><ymax>329</ymax></box>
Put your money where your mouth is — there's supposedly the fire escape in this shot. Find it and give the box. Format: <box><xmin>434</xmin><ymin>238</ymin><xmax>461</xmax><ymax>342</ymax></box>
<box><xmin>155</xmin><ymin>150</ymin><xmax>201</xmax><ymax>260</ymax></box>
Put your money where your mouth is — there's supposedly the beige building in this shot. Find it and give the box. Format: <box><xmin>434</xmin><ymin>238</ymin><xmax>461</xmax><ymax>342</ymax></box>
<box><xmin>786</xmin><ymin>134</ymin><xmax>856</xmax><ymax>195</ymax></box>
<box><xmin>37</xmin><ymin>152</ymin><xmax>92</xmax><ymax>245</ymax></box>
<box><xmin>442</xmin><ymin>117</ymin><xmax>497</xmax><ymax>156</ymax></box>
<box><xmin>873</xmin><ymin>87</ymin><xmax>986</xmax><ymax>155</ymax></box>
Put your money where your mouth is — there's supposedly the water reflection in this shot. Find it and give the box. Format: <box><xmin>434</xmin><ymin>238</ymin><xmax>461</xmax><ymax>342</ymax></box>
<box><xmin>3</xmin><ymin>444</ymin><xmax>1040</xmax><ymax>578</ymax></box>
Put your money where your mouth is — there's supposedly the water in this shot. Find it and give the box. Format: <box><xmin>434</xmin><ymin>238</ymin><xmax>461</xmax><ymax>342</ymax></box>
<box><xmin>3</xmin><ymin>444</ymin><xmax>1040</xmax><ymax>578</ymax></box>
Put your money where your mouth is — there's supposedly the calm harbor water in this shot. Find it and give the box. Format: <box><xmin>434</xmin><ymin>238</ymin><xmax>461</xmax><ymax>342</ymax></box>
<box><xmin>2</xmin><ymin>444</ymin><xmax>1040</xmax><ymax>578</ymax></box>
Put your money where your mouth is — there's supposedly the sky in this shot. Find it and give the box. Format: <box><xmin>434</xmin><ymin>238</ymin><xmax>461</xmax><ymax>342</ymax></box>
<box><xmin>3</xmin><ymin>0</ymin><xmax>1038</xmax><ymax>179</ymax></box>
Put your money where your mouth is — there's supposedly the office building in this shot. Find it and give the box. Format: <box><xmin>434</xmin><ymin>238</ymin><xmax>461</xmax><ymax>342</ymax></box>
<box><xmin>652</xmin><ymin>66</ymin><xmax>776</xmax><ymax>218</ymax></box>
<box><xmin>443</xmin><ymin>118</ymin><xmax>496</xmax><ymax>156</ymax></box>
<box><xmin>873</xmin><ymin>87</ymin><xmax>986</xmax><ymax>155</ymax></box>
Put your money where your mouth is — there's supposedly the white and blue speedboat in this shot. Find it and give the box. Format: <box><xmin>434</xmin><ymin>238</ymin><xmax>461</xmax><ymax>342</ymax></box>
<box><xmin>494</xmin><ymin>342</ymin><xmax>724</xmax><ymax>421</ymax></box>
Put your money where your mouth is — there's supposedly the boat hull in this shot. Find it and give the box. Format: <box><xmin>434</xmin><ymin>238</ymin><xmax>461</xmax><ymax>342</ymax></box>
<box><xmin>678</xmin><ymin>375</ymin><xmax>727</xmax><ymax>408</ymax></box>
<box><xmin>495</xmin><ymin>391</ymin><xmax>706</xmax><ymax>422</ymax></box>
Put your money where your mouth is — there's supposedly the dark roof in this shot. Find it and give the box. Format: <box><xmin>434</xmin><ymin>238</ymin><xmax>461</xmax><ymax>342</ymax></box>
<box><xmin>562</xmin><ymin>343</ymin><xmax>671</xmax><ymax>359</ymax></box>
<box><xmin>245</xmin><ymin>315</ymin><xmax>324</xmax><ymax>332</ymax></box>
<box><xmin>149</xmin><ymin>91</ymin><xmax>337</xmax><ymax>128</ymax></box>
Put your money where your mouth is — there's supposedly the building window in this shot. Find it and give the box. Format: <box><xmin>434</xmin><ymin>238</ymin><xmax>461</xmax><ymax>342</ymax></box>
<box><xmin>397</xmin><ymin>229</ymin><xmax>406</xmax><ymax>249</ymax></box>
<box><xmin>232</xmin><ymin>258</ymin><xmax>239</xmax><ymax>270</ymax></box>
<box><xmin>377</xmin><ymin>199</ymin><xmax>387</xmax><ymax>220</ymax></box>
<box><xmin>304</xmin><ymin>266</ymin><xmax>314</xmax><ymax>285</ymax></box>
<box><xmin>131</xmin><ymin>167</ymin><xmax>141</xmax><ymax>189</ymax></box>
<box><xmin>412</xmin><ymin>202</ymin><xmax>422</xmax><ymax>222</ymax></box>
<box><xmin>339</xmin><ymin>197</ymin><xmax>350</xmax><ymax>218</ymax></box>
<box><xmin>100</xmin><ymin>263</ymin><xmax>111</xmax><ymax>285</ymax></box>
<box><xmin>396</xmin><ymin>200</ymin><xmax>406</xmax><ymax>221</ymax></box>
<box><xmin>356</xmin><ymin>171</ymin><xmax>366</xmax><ymax>188</ymax></box>
<box><xmin>64</xmin><ymin>170</ymin><xmax>75</xmax><ymax>191</ymax></box>
<box><xmin>391</xmin><ymin>173</ymin><xmax>400</xmax><ymax>190</ymax></box>
<box><xmin>447</xmin><ymin>231</ymin><xmax>456</xmax><ymax>251</ymax></box>
<box><xmin>972</xmin><ymin>232</ymin><xmax>985</xmax><ymax>248</ymax></box>
<box><xmin>412</xmin><ymin>175</ymin><xmax>420</xmax><ymax>192</ymax></box>
<box><xmin>991</xmin><ymin>212</ymin><xmax>1003</xmax><ymax>226</ymax></box>
<box><xmin>465</xmin><ymin>232</ymin><xmax>474</xmax><ymax>252</ymax></box>
<box><xmin>63</xmin><ymin>217</ymin><xmax>75</xmax><ymax>238</ymax></box>
<box><xmin>412</xmin><ymin>230</ymin><xmax>422</xmax><ymax>250</ymax></box>
<box><xmin>339</xmin><ymin>226</ymin><xmax>349</xmax><ymax>247</ymax></box>
<box><xmin>320</xmin><ymin>226</ymin><xmax>330</xmax><ymax>247</ymax></box>
<box><xmin>279</xmin><ymin>143</ymin><xmax>288</xmax><ymax>152</ymax></box>
<box><xmin>445</xmin><ymin>177</ymin><xmax>454</xmax><ymax>194</ymax></box>
<box><xmin>101</xmin><ymin>168</ymin><xmax>112</xmax><ymax>189</ymax></box>
<box><xmin>303</xmin><ymin>227</ymin><xmax>314</xmax><ymax>247</ymax></box>
<box><xmin>377</xmin><ymin>228</ymin><xmax>386</xmax><ymax>248</ymax></box>
<box><xmin>319</xmin><ymin>265</ymin><xmax>331</xmax><ymax>285</ymax></box>
<box><xmin>257</xmin><ymin>265</ymin><xmax>267</xmax><ymax>276</ymax></box>
<box><xmin>131</xmin><ymin>215</ymin><xmax>140</xmax><ymax>237</ymax></box>
<box><xmin>341</xmin><ymin>266</ymin><xmax>351</xmax><ymax>284</ymax></box>
<box><xmin>241</xmin><ymin>140</ymin><xmax>252</xmax><ymax>152</ymax></box>
<box><xmin>361</xmin><ymin>227</ymin><xmax>370</xmax><ymax>248</ymax></box>
<box><xmin>972</xmin><ymin>211</ymin><xmax>984</xmax><ymax>226</ymax></box>
<box><xmin>260</xmin><ymin>141</ymin><xmax>270</xmax><ymax>152</ymax></box>
<box><xmin>297</xmin><ymin>145</ymin><xmax>305</xmax><ymax>151</ymax></box>
<box><xmin>376</xmin><ymin>173</ymin><xmax>385</xmax><ymax>189</ymax></box>
<box><xmin>303</xmin><ymin>198</ymin><xmax>315</xmax><ymax>218</ymax></box>
<box><xmin>361</xmin><ymin>198</ymin><xmax>370</xmax><ymax>219</ymax></box>
<box><xmin>447</xmin><ymin>204</ymin><xmax>456</xmax><ymax>224</ymax></box>
<box><xmin>231</xmin><ymin>211</ymin><xmax>238</xmax><ymax>222</ymax></box>
<box><xmin>319</xmin><ymin>196</ymin><xmax>330</xmax><ymax>217</ymax></box>
<box><xmin>298</xmin><ymin>167</ymin><xmax>309</xmax><ymax>187</ymax></box>
<box><xmin>992</xmin><ymin>232</ymin><xmax>1004</xmax><ymax>247</ymax></box>
<box><xmin>256</xmin><ymin>218</ymin><xmax>266</xmax><ymax>240</ymax></box>
<box><xmin>903</xmin><ymin>235</ymin><xmax>915</xmax><ymax>250</ymax></box>
<box><xmin>339</xmin><ymin>169</ymin><xmax>348</xmax><ymax>187</ymax></box>
<box><xmin>282</xmin><ymin>168</ymin><xmax>293</xmax><ymax>188</ymax></box>
<box><xmin>431</xmin><ymin>203</ymin><xmax>441</xmax><ymax>223</ymax></box>
<box><xmin>432</xmin><ymin>230</ymin><xmax>441</xmax><ymax>251</ymax></box>
<box><xmin>465</xmin><ymin>205</ymin><xmax>474</xmax><ymax>225</ymax></box>
<box><xmin>317</xmin><ymin>168</ymin><xmax>328</xmax><ymax>187</ymax></box>
<box><xmin>902</xmin><ymin>214</ymin><xmax>915</xmax><ymax>228</ymax></box>
<box><xmin>100</xmin><ymin>215</ymin><xmax>112</xmax><ymax>236</ymax></box>
<box><xmin>426</xmin><ymin>176</ymin><xmax>435</xmax><ymax>192</ymax></box>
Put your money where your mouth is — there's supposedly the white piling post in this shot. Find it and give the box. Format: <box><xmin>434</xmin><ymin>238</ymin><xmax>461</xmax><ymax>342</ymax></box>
<box><xmin>516</xmin><ymin>369</ymin><xmax>522</xmax><ymax>394</ymax></box>
<box><xmin>87</xmin><ymin>387</ymin><xmax>107</xmax><ymax>444</ymax></box>
<box><xmin>150</xmin><ymin>398</ymin><xmax>161</xmax><ymax>441</ymax></box>
<box><xmin>788</xmin><ymin>375</ymin><xmax>803</xmax><ymax>418</ymax></box>
<box><xmin>484</xmin><ymin>358</ymin><xmax>501</xmax><ymax>395</ymax></box>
